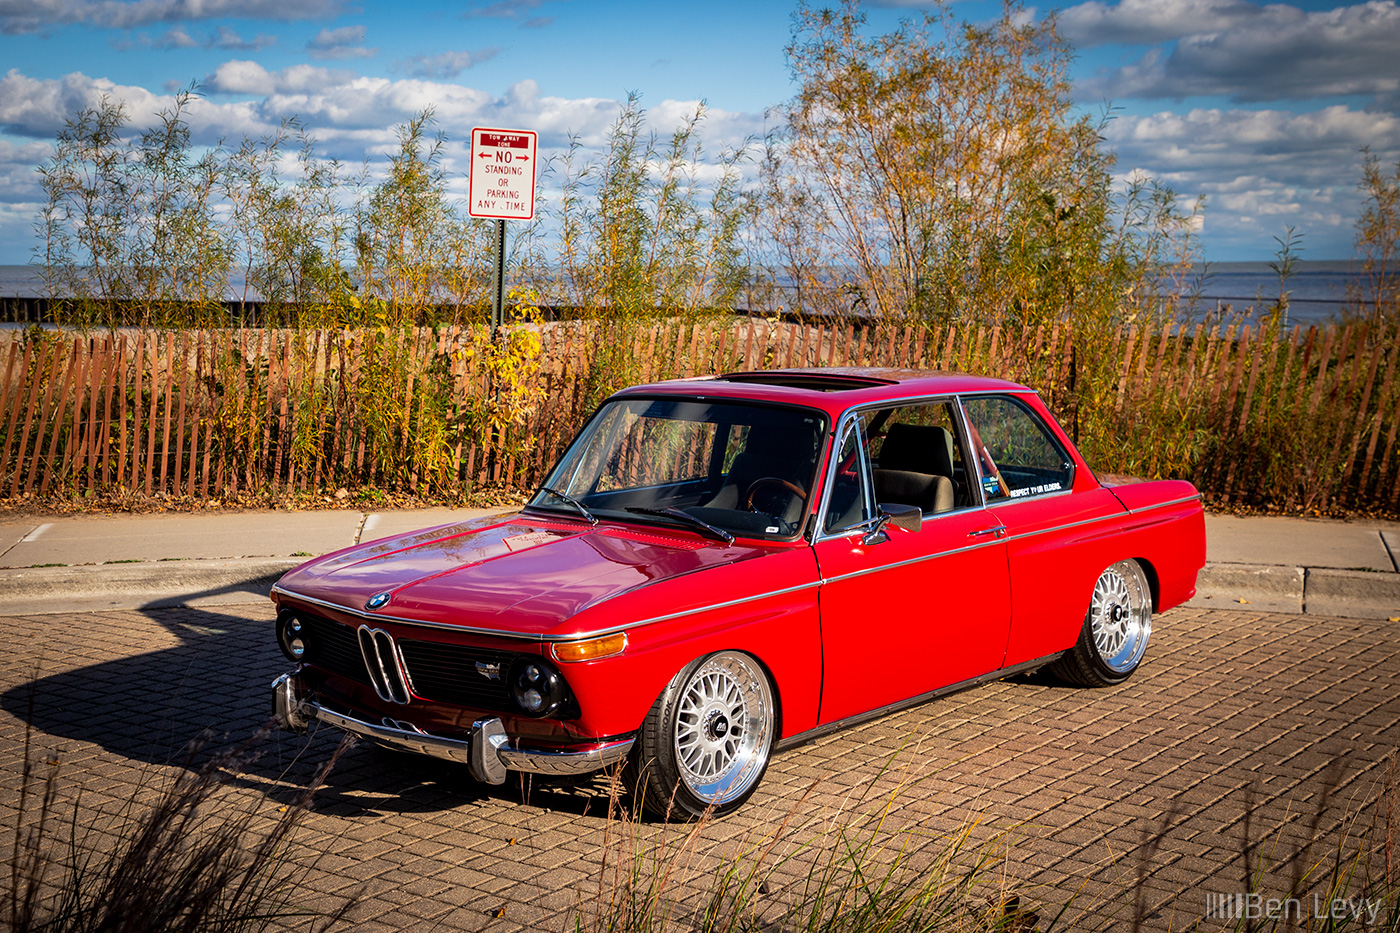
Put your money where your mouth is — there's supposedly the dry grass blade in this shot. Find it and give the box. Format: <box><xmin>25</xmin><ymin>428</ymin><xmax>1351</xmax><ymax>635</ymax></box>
<box><xmin>2</xmin><ymin>714</ymin><xmax>357</xmax><ymax>933</ymax></box>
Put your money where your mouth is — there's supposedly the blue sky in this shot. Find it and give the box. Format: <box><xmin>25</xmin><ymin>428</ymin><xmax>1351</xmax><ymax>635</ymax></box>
<box><xmin>2</xmin><ymin>0</ymin><xmax>1398</xmax><ymax>265</ymax></box>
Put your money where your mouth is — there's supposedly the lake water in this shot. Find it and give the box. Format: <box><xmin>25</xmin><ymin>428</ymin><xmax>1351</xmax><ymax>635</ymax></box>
<box><xmin>1</xmin><ymin>261</ymin><xmax>1373</xmax><ymax>325</ymax></box>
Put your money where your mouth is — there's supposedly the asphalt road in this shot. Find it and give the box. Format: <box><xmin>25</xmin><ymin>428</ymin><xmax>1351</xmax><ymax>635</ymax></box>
<box><xmin>2</xmin><ymin>600</ymin><xmax>1396</xmax><ymax>931</ymax></box>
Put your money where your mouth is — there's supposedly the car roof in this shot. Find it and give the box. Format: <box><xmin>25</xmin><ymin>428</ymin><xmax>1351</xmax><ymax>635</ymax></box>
<box><xmin>610</xmin><ymin>367</ymin><xmax>1032</xmax><ymax>418</ymax></box>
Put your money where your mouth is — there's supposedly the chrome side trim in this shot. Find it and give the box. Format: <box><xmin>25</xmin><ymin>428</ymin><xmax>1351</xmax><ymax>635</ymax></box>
<box><xmin>275</xmin><ymin>492</ymin><xmax>1200</xmax><ymax>642</ymax></box>
<box><xmin>820</xmin><ymin>536</ymin><xmax>1006</xmax><ymax>586</ymax></box>
<box><xmin>773</xmin><ymin>652</ymin><xmax>1064</xmax><ymax>753</ymax></box>
<box><xmin>1123</xmin><ymin>493</ymin><xmax>1204</xmax><ymax>514</ymax></box>
<box><xmin>624</xmin><ymin>579</ymin><xmax>823</xmax><ymax>629</ymax></box>
<box><xmin>274</xmin><ymin>580</ymin><xmax>824</xmax><ymax>642</ymax></box>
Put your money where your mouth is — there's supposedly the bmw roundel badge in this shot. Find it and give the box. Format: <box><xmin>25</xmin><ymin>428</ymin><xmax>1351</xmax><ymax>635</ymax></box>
<box><xmin>365</xmin><ymin>592</ymin><xmax>391</xmax><ymax>611</ymax></box>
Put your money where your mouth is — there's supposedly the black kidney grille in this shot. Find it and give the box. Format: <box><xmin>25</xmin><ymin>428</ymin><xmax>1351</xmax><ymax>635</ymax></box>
<box><xmin>296</xmin><ymin>611</ymin><xmax>370</xmax><ymax>685</ymax></box>
<box><xmin>396</xmin><ymin>640</ymin><xmax>518</xmax><ymax>711</ymax></box>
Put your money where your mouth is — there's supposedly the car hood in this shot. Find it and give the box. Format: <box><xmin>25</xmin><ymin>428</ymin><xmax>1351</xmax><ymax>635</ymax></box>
<box><xmin>274</xmin><ymin>511</ymin><xmax>777</xmax><ymax>637</ymax></box>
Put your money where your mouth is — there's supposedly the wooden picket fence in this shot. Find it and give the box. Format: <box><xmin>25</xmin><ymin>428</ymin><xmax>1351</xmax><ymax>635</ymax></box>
<box><xmin>0</xmin><ymin>317</ymin><xmax>1396</xmax><ymax>512</ymax></box>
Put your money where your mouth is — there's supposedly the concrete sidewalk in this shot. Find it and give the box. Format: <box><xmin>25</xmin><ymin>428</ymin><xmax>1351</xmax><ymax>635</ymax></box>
<box><xmin>0</xmin><ymin>507</ymin><xmax>507</xmax><ymax>615</ymax></box>
<box><xmin>0</xmin><ymin>507</ymin><xmax>1398</xmax><ymax>619</ymax></box>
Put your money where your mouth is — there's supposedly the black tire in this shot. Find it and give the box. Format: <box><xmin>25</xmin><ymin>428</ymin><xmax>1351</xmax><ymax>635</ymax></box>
<box><xmin>1049</xmin><ymin>559</ymin><xmax>1153</xmax><ymax>687</ymax></box>
<box><xmin>626</xmin><ymin>651</ymin><xmax>776</xmax><ymax>820</ymax></box>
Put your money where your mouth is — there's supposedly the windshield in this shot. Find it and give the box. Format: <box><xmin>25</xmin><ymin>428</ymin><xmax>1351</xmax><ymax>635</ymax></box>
<box><xmin>530</xmin><ymin>398</ymin><xmax>828</xmax><ymax>539</ymax></box>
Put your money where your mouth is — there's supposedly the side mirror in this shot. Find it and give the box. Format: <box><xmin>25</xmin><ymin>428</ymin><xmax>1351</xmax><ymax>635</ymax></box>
<box><xmin>881</xmin><ymin>502</ymin><xmax>922</xmax><ymax>533</ymax></box>
<box><xmin>860</xmin><ymin>503</ymin><xmax>922</xmax><ymax>545</ymax></box>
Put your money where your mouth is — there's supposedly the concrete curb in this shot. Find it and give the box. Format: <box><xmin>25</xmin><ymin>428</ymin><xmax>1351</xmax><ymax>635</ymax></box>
<box><xmin>0</xmin><ymin>558</ymin><xmax>300</xmax><ymax>615</ymax></box>
<box><xmin>1305</xmin><ymin>568</ymin><xmax>1400</xmax><ymax>619</ymax></box>
<box><xmin>1189</xmin><ymin>562</ymin><xmax>1400</xmax><ymax>620</ymax></box>
<box><xmin>5</xmin><ymin>556</ymin><xmax>1399</xmax><ymax>621</ymax></box>
<box><xmin>1189</xmin><ymin>563</ymin><xmax>1304</xmax><ymax>614</ymax></box>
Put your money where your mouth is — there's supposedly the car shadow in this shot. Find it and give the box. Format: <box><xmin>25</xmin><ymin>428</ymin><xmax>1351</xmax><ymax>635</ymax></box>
<box><xmin>0</xmin><ymin>596</ymin><xmax>615</xmax><ymax>819</ymax></box>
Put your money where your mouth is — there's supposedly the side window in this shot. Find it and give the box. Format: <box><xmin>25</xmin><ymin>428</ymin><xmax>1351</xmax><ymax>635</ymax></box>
<box><xmin>962</xmin><ymin>396</ymin><xmax>1072</xmax><ymax>502</ymax></box>
<box><xmin>822</xmin><ymin>420</ymin><xmax>873</xmax><ymax>534</ymax></box>
<box><xmin>866</xmin><ymin>401</ymin><xmax>972</xmax><ymax>514</ymax></box>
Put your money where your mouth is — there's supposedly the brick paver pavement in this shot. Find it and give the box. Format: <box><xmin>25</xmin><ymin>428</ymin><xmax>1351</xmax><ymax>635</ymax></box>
<box><xmin>1</xmin><ymin>603</ymin><xmax>1397</xmax><ymax>931</ymax></box>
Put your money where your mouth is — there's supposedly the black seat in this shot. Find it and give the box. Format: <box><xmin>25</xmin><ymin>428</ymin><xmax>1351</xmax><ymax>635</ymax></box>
<box><xmin>873</xmin><ymin>423</ymin><xmax>955</xmax><ymax>513</ymax></box>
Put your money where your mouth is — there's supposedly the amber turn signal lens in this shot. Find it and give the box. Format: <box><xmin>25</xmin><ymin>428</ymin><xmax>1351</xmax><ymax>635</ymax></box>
<box><xmin>551</xmin><ymin>633</ymin><xmax>627</xmax><ymax>663</ymax></box>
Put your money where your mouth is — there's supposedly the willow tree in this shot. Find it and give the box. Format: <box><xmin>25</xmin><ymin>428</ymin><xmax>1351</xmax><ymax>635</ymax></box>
<box><xmin>759</xmin><ymin>0</ymin><xmax>1195</xmax><ymax>329</ymax></box>
<box><xmin>549</xmin><ymin>94</ymin><xmax>749</xmax><ymax>403</ymax></box>
<box><xmin>1354</xmin><ymin>150</ymin><xmax>1399</xmax><ymax>330</ymax></box>
<box><xmin>37</xmin><ymin>90</ymin><xmax>232</xmax><ymax>327</ymax></box>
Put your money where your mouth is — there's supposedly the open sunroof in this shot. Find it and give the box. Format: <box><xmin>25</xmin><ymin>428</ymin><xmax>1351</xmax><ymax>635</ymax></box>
<box><xmin>716</xmin><ymin>371</ymin><xmax>897</xmax><ymax>392</ymax></box>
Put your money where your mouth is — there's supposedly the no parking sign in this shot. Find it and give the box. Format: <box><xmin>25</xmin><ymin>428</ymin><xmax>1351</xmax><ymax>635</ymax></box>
<box><xmin>468</xmin><ymin>128</ymin><xmax>538</xmax><ymax>221</ymax></box>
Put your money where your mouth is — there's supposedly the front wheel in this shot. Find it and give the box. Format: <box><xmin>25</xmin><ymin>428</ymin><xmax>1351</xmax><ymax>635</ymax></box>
<box><xmin>627</xmin><ymin>651</ymin><xmax>776</xmax><ymax>820</ymax></box>
<box><xmin>1050</xmin><ymin>559</ymin><xmax>1153</xmax><ymax>687</ymax></box>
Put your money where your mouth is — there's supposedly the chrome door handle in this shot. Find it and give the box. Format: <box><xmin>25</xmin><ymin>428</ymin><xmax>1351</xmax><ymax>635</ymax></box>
<box><xmin>968</xmin><ymin>525</ymin><xmax>1007</xmax><ymax>539</ymax></box>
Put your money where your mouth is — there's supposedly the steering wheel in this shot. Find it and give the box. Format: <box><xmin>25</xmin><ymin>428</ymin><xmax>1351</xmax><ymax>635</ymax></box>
<box><xmin>743</xmin><ymin>477</ymin><xmax>808</xmax><ymax>511</ymax></box>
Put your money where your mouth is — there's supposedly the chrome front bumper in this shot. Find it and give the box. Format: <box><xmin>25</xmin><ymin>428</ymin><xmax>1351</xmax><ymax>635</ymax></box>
<box><xmin>271</xmin><ymin>673</ymin><xmax>633</xmax><ymax>785</ymax></box>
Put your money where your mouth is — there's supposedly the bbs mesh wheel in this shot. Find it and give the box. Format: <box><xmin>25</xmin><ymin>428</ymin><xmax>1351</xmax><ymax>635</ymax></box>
<box><xmin>1050</xmin><ymin>559</ymin><xmax>1153</xmax><ymax>687</ymax></box>
<box><xmin>627</xmin><ymin>651</ymin><xmax>775</xmax><ymax>820</ymax></box>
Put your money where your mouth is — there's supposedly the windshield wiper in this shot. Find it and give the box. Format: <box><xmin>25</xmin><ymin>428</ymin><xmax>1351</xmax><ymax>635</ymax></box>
<box><xmin>532</xmin><ymin>486</ymin><xmax>598</xmax><ymax>525</ymax></box>
<box><xmin>625</xmin><ymin>507</ymin><xmax>734</xmax><ymax>545</ymax></box>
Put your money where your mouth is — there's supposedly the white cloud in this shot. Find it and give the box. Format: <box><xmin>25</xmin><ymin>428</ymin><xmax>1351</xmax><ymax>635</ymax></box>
<box><xmin>394</xmin><ymin>48</ymin><xmax>500</xmax><ymax>79</ymax></box>
<box><xmin>306</xmin><ymin>23</ymin><xmax>373</xmax><ymax>60</ymax></box>
<box><xmin>203</xmin><ymin>60</ymin><xmax>357</xmax><ymax>96</ymax></box>
<box><xmin>1069</xmin><ymin>1</ymin><xmax>1400</xmax><ymax>108</ymax></box>
<box><xmin>462</xmin><ymin>0</ymin><xmax>560</xmax><ymax>21</ymax></box>
<box><xmin>1060</xmin><ymin>0</ymin><xmax>1271</xmax><ymax>45</ymax></box>
<box><xmin>0</xmin><ymin>0</ymin><xmax>343</xmax><ymax>34</ymax></box>
<box><xmin>154</xmin><ymin>24</ymin><xmax>195</xmax><ymax>47</ymax></box>
<box><xmin>210</xmin><ymin>25</ymin><xmax>273</xmax><ymax>50</ymax></box>
<box><xmin>1105</xmin><ymin>105</ymin><xmax>1400</xmax><ymax>253</ymax></box>
<box><xmin>0</xmin><ymin>68</ymin><xmax>171</xmax><ymax>136</ymax></box>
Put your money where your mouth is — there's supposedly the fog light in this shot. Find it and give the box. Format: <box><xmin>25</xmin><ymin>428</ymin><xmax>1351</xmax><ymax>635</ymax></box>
<box><xmin>551</xmin><ymin>632</ymin><xmax>627</xmax><ymax>663</ymax></box>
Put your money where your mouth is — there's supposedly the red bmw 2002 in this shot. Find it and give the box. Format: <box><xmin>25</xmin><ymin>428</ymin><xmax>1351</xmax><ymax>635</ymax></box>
<box><xmin>271</xmin><ymin>368</ymin><xmax>1206</xmax><ymax>818</ymax></box>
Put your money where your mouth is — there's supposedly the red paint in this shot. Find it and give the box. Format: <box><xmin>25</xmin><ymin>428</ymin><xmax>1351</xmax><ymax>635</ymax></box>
<box><xmin>273</xmin><ymin>368</ymin><xmax>1205</xmax><ymax>767</ymax></box>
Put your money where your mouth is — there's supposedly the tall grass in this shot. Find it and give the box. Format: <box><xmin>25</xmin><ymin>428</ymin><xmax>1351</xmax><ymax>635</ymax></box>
<box><xmin>574</xmin><ymin>767</ymin><xmax>1069</xmax><ymax>933</ymax></box>
<box><xmin>3</xmin><ymin>715</ymin><xmax>355</xmax><ymax>933</ymax></box>
<box><xmin>569</xmin><ymin>746</ymin><xmax>1400</xmax><ymax>933</ymax></box>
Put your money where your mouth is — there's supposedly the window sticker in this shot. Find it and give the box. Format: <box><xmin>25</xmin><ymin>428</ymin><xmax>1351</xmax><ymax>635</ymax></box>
<box><xmin>1009</xmin><ymin>481</ymin><xmax>1063</xmax><ymax>499</ymax></box>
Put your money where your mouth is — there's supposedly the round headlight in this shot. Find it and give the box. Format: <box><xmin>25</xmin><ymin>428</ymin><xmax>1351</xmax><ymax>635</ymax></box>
<box><xmin>277</xmin><ymin>610</ymin><xmax>308</xmax><ymax>662</ymax></box>
<box><xmin>508</xmin><ymin>658</ymin><xmax>570</xmax><ymax>717</ymax></box>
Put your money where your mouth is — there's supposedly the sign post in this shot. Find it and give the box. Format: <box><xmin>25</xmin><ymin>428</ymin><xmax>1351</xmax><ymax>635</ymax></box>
<box><xmin>468</xmin><ymin>128</ymin><xmax>538</xmax><ymax>337</ymax></box>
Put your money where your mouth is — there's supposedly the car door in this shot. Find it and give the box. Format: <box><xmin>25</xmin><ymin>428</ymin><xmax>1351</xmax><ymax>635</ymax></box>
<box><xmin>961</xmin><ymin>393</ymin><xmax>1128</xmax><ymax>667</ymax></box>
<box><xmin>812</xmin><ymin>401</ymin><xmax>1012</xmax><ymax>725</ymax></box>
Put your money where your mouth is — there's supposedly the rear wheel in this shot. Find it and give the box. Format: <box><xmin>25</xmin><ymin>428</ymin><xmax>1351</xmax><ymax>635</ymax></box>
<box><xmin>627</xmin><ymin>651</ymin><xmax>776</xmax><ymax>820</ymax></box>
<box><xmin>1050</xmin><ymin>559</ymin><xmax>1153</xmax><ymax>687</ymax></box>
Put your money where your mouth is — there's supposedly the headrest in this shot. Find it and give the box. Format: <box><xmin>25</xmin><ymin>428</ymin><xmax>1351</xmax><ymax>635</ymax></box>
<box><xmin>880</xmin><ymin>423</ymin><xmax>955</xmax><ymax>476</ymax></box>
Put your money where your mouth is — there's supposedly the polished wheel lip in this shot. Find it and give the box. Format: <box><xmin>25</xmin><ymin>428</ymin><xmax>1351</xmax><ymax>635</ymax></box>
<box><xmin>1090</xmin><ymin>560</ymin><xmax>1152</xmax><ymax>674</ymax></box>
<box><xmin>673</xmin><ymin>653</ymin><xmax>773</xmax><ymax>806</ymax></box>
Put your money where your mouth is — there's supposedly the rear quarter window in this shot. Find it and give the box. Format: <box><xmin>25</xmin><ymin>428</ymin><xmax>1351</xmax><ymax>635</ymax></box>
<box><xmin>962</xmin><ymin>395</ymin><xmax>1073</xmax><ymax>502</ymax></box>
